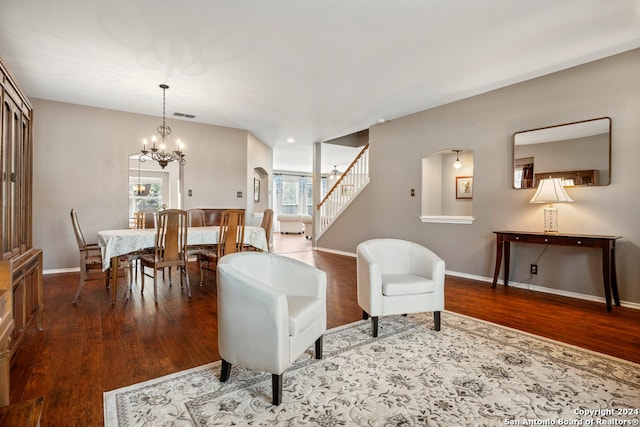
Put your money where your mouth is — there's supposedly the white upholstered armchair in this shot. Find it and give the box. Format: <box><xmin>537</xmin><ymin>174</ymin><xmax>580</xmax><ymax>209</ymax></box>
<box><xmin>217</xmin><ymin>252</ymin><xmax>327</xmax><ymax>405</ymax></box>
<box><xmin>357</xmin><ymin>238</ymin><xmax>445</xmax><ymax>337</ymax></box>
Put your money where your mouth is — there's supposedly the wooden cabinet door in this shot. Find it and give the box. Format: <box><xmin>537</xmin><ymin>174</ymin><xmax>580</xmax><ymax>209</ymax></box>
<box><xmin>0</xmin><ymin>72</ymin><xmax>32</xmax><ymax>259</ymax></box>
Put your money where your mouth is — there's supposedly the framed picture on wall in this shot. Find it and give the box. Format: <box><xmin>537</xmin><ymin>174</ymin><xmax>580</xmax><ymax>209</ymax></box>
<box><xmin>254</xmin><ymin>178</ymin><xmax>260</xmax><ymax>202</ymax></box>
<box><xmin>456</xmin><ymin>176</ymin><xmax>473</xmax><ymax>199</ymax></box>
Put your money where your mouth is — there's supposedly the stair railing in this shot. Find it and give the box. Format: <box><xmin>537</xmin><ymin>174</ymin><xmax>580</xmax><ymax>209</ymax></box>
<box><xmin>316</xmin><ymin>143</ymin><xmax>369</xmax><ymax>237</ymax></box>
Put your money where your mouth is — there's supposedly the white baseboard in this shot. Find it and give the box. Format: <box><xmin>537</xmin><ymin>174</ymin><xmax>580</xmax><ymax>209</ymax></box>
<box><xmin>44</xmin><ymin>267</ymin><xmax>79</xmax><ymax>275</ymax></box>
<box><xmin>313</xmin><ymin>246</ymin><xmax>356</xmax><ymax>258</ymax></box>
<box><xmin>445</xmin><ymin>270</ymin><xmax>640</xmax><ymax>310</ymax></box>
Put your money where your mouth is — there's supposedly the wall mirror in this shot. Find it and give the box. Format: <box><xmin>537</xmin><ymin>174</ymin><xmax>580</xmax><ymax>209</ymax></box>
<box><xmin>513</xmin><ymin>117</ymin><xmax>611</xmax><ymax>189</ymax></box>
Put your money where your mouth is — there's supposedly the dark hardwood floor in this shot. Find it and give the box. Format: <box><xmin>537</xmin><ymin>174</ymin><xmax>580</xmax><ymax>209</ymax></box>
<box><xmin>9</xmin><ymin>233</ymin><xmax>640</xmax><ymax>426</ymax></box>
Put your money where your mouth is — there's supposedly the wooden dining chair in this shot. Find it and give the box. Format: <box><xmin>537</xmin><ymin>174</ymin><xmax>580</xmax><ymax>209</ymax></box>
<box><xmin>139</xmin><ymin>209</ymin><xmax>191</xmax><ymax>302</ymax></box>
<box><xmin>70</xmin><ymin>209</ymin><xmax>129</xmax><ymax>304</ymax></box>
<box><xmin>132</xmin><ymin>211</ymin><xmax>144</xmax><ymax>229</ymax></box>
<box><xmin>260</xmin><ymin>208</ymin><xmax>273</xmax><ymax>252</ymax></box>
<box><xmin>245</xmin><ymin>208</ymin><xmax>273</xmax><ymax>252</ymax></box>
<box><xmin>187</xmin><ymin>209</ymin><xmax>205</xmax><ymax>227</ymax></box>
<box><xmin>185</xmin><ymin>208</ymin><xmax>206</xmax><ymax>271</ymax></box>
<box><xmin>138</xmin><ymin>208</ymin><xmax>157</xmax><ymax>229</ymax></box>
<box><xmin>198</xmin><ymin>209</ymin><xmax>245</xmax><ymax>285</ymax></box>
<box><xmin>129</xmin><ymin>209</ymin><xmax>159</xmax><ymax>284</ymax></box>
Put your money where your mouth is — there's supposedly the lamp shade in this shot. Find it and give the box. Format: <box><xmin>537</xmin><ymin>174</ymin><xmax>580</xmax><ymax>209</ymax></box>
<box><xmin>529</xmin><ymin>178</ymin><xmax>574</xmax><ymax>204</ymax></box>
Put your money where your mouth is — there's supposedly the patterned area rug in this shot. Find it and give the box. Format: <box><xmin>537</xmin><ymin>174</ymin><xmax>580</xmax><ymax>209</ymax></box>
<box><xmin>104</xmin><ymin>311</ymin><xmax>640</xmax><ymax>426</ymax></box>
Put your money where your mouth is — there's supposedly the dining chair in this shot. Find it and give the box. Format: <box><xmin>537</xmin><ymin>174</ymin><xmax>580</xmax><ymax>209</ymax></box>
<box><xmin>261</xmin><ymin>208</ymin><xmax>274</xmax><ymax>252</ymax></box>
<box><xmin>139</xmin><ymin>209</ymin><xmax>192</xmax><ymax>302</ymax></box>
<box><xmin>185</xmin><ymin>208</ymin><xmax>206</xmax><ymax>271</ymax></box>
<box><xmin>187</xmin><ymin>209</ymin><xmax>205</xmax><ymax>227</ymax></box>
<box><xmin>245</xmin><ymin>208</ymin><xmax>273</xmax><ymax>252</ymax></box>
<box><xmin>198</xmin><ymin>209</ymin><xmax>245</xmax><ymax>285</ymax></box>
<box><xmin>132</xmin><ymin>211</ymin><xmax>145</xmax><ymax>229</ymax></box>
<box><xmin>70</xmin><ymin>209</ymin><xmax>130</xmax><ymax>304</ymax></box>
<box><xmin>129</xmin><ymin>208</ymin><xmax>159</xmax><ymax>284</ymax></box>
<box><xmin>138</xmin><ymin>208</ymin><xmax>157</xmax><ymax>229</ymax></box>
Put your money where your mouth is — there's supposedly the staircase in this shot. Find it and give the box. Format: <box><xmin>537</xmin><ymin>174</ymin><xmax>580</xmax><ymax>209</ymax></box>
<box><xmin>316</xmin><ymin>143</ymin><xmax>369</xmax><ymax>238</ymax></box>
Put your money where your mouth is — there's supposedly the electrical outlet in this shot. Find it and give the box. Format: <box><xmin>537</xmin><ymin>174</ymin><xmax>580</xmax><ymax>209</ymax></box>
<box><xmin>530</xmin><ymin>264</ymin><xmax>538</xmax><ymax>275</ymax></box>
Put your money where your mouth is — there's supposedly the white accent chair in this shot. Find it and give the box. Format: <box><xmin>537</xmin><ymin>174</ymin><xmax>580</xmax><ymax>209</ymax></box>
<box><xmin>357</xmin><ymin>238</ymin><xmax>445</xmax><ymax>337</ymax></box>
<box><xmin>217</xmin><ymin>252</ymin><xmax>327</xmax><ymax>405</ymax></box>
<box><xmin>277</xmin><ymin>214</ymin><xmax>304</xmax><ymax>234</ymax></box>
<box><xmin>302</xmin><ymin>215</ymin><xmax>313</xmax><ymax>239</ymax></box>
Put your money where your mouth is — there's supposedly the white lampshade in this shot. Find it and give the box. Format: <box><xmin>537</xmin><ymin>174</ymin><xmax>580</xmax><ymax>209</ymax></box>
<box><xmin>530</xmin><ymin>178</ymin><xmax>574</xmax><ymax>204</ymax></box>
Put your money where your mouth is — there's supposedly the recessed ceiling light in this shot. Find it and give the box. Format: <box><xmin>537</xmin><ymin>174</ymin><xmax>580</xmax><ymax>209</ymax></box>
<box><xmin>377</xmin><ymin>118</ymin><xmax>386</xmax><ymax>124</ymax></box>
<box><xmin>286</xmin><ymin>138</ymin><xmax>295</xmax><ymax>143</ymax></box>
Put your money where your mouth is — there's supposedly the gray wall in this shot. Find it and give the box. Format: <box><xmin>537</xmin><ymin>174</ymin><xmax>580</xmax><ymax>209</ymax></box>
<box><xmin>318</xmin><ymin>48</ymin><xmax>640</xmax><ymax>305</ymax></box>
<box><xmin>32</xmin><ymin>99</ymin><xmax>272</xmax><ymax>271</ymax></box>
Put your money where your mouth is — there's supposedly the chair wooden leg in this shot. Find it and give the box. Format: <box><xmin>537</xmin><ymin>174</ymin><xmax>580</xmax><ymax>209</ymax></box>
<box><xmin>71</xmin><ymin>267</ymin><xmax>87</xmax><ymax>304</ymax></box>
<box><xmin>372</xmin><ymin>316</ymin><xmax>379</xmax><ymax>338</ymax></box>
<box><xmin>125</xmin><ymin>264</ymin><xmax>132</xmax><ymax>300</ymax></box>
<box><xmin>133</xmin><ymin>260</ymin><xmax>138</xmax><ymax>284</ymax></box>
<box><xmin>315</xmin><ymin>336</ymin><xmax>323</xmax><ymax>359</ymax></box>
<box><xmin>362</xmin><ymin>310</ymin><xmax>369</xmax><ymax>320</ymax></box>
<box><xmin>434</xmin><ymin>311</ymin><xmax>441</xmax><ymax>331</ymax></box>
<box><xmin>220</xmin><ymin>359</ymin><xmax>231</xmax><ymax>382</ymax></box>
<box><xmin>272</xmin><ymin>374</ymin><xmax>282</xmax><ymax>406</ymax></box>
<box><xmin>183</xmin><ymin>266</ymin><xmax>191</xmax><ymax>297</ymax></box>
<box><xmin>140</xmin><ymin>265</ymin><xmax>145</xmax><ymax>295</ymax></box>
<box><xmin>153</xmin><ymin>268</ymin><xmax>158</xmax><ymax>302</ymax></box>
<box><xmin>199</xmin><ymin>259</ymin><xmax>205</xmax><ymax>287</ymax></box>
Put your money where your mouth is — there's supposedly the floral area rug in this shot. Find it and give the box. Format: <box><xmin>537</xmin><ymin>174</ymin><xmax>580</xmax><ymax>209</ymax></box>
<box><xmin>104</xmin><ymin>311</ymin><xmax>640</xmax><ymax>426</ymax></box>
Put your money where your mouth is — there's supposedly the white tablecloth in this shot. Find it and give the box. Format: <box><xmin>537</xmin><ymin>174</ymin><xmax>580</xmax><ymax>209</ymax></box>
<box><xmin>98</xmin><ymin>226</ymin><xmax>267</xmax><ymax>270</ymax></box>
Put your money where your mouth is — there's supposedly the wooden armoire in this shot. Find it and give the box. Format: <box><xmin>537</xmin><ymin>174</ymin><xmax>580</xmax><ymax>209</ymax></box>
<box><xmin>0</xmin><ymin>57</ymin><xmax>43</xmax><ymax>406</ymax></box>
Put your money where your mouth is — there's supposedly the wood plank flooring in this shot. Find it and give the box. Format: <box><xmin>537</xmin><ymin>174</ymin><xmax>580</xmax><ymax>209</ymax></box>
<box><xmin>8</xmin><ymin>233</ymin><xmax>640</xmax><ymax>426</ymax></box>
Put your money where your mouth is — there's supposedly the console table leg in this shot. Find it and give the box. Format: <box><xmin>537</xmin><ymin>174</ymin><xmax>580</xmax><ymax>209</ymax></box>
<box><xmin>503</xmin><ymin>241</ymin><xmax>511</xmax><ymax>287</ymax></box>
<box><xmin>602</xmin><ymin>245</ymin><xmax>613</xmax><ymax>312</ymax></box>
<box><xmin>610</xmin><ymin>243</ymin><xmax>620</xmax><ymax>306</ymax></box>
<box><xmin>492</xmin><ymin>235</ymin><xmax>503</xmax><ymax>289</ymax></box>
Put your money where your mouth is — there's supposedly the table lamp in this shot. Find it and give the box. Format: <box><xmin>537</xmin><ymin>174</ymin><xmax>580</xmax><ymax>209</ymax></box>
<box><xmin>530</xmin><ymin>178</ymin><xmax>573</xmax><ymax>235</ymax></box>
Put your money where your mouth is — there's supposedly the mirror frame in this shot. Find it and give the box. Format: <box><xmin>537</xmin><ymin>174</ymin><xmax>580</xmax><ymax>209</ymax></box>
<box><xmin>513</xmin><ymin>117</ymin><xmax>611</xmax><ymax>189</ymax></box>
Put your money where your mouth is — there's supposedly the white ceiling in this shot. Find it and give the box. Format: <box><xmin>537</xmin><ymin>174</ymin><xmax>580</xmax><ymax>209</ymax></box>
<box><xmin>1</xmin><ymin>0</ymin><xmax>640</xmax><ymax>173</ymax></box>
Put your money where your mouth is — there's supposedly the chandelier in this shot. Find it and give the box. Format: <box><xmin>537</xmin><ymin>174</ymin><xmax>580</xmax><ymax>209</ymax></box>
<box><xmin>140</xmin><ymin>84</ymin><xmax>186</xmax><ymax>169</ymax></box>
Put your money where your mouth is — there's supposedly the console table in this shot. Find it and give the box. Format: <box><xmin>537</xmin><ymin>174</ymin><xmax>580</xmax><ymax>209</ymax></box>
<box><xmin>492</xmin><ymin>231</ymin><xmax>621</xmax><ymax>311</ymax></box>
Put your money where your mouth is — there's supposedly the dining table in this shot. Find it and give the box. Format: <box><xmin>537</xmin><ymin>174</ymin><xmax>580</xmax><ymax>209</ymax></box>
<box><xmin>98</xmin><ymin>225</ymin><xmax>268</xmax><ymax>303</ymax></box>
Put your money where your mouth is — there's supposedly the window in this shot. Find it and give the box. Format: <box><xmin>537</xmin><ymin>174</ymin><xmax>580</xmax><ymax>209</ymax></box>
<box><xmin>129</xmin><ymin>176</ymin><xmax>163</xmax><ymax>226</ymax></box>
<box><xmin>282</xmin><ymin>181</ymin><xmax>299</xmax><ymax>206</ymax></box>
<box><xmin>306</xmin><ymin>181</ymin><xmax>313</xmax><ymax>215</ymax></box>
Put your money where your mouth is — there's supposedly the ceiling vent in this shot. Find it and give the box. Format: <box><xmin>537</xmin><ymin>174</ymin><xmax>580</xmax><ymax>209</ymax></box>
<box><xmin>174</xmin><ymin>112</ymin><xmax>196</xmax><ymax>119</ymax></box>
